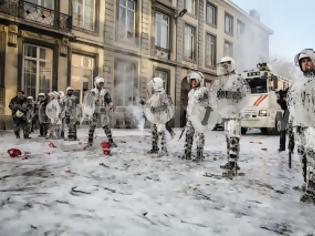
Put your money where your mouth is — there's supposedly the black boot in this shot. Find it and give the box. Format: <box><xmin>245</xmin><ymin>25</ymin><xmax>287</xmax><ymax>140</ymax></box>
<box><xmin>183</xmin><ymin>149</ymin><xmax>192</xmax><ymax>160</ymax></box>
<box><xmin>301</xmin><ymin>180</ymin><xmax>315</xmax><ymax>204</ymax></box>
<box><xmin>88</xmin><ymin>126</ymin><xmax>95</xmax><ymax>146</ymax></box>
<box><xmin>14</xmin><ymin>130</ymin><xmax>20</xmax><ymax>139</ymax></box>
<box><xmin>148</xmin><ymin>148</ymin><xmax>159</xmax><ymax>154</ymax></box>
<box><xmin>220</xmin><ymin>161</ymin><xmax>240</xmax><ymax>170</ymax></box>
<box><xmin>195</xmin><ymin>146</ymin><xmax>204</xmax><ymax>161</ymax></box>
<box><xmin>104</xmin><ymin>125</ymin><xmax>117</xmax><ymax>147</ymax></box>
<box><xmin>220</xmin><ymin>162</ymin><xmax>232</xmax><ymax>169</ymax></box>
<box><xmin>109</xmin><ymin>139</ymin><xmax>117</xmax><ymax>148</ymax></box>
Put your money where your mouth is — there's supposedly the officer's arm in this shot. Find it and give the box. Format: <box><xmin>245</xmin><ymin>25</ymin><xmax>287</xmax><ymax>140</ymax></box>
<box><xmin>104</xmin><ymin>92</ymin><xmax>112</xmax><ymax>104</ymax></box>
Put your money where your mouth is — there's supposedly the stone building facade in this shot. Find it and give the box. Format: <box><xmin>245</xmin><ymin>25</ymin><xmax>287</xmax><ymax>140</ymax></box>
<box><xmin>0</xmin><ymin>0</ymin><xmax>272</xmax><ymax>129</ymax></box>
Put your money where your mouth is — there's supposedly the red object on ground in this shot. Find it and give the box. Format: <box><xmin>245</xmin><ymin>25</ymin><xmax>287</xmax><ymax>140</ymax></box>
<box><xmin>100</xmin><ymin>141</ymin><xmax>111</xmax><ymax>156</ymax></box>
<box><xmin>48</xmin><ymin>142</ymin><xmax>57</xmax><ymax>148</ymax></box>
<box><xmin>7</xmin><ymin>148</ymin><xmax>22</xmax><ymax>158</ymax></box>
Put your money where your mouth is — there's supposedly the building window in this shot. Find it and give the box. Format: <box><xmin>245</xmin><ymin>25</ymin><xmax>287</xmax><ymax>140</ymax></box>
<box><xmin>27</xmin><ymin>0</ymin><xmax>55</xmax><ymax>9</ymax></box>
<box><xmin>205</xmin><ymin>33</ymin><xmax>216</xmax><ymax>68</ymax></box>
<box><xmin>206</xmin><ymin>2</ymin><xmax>217</xmax><ymax>26</ymax></box>
<box><xmin>184</xmin><ymin>24</ymin><xmax>196</xmax><ymax>60</ymax></box>
<box><xmin>72</xmin><ymin>0</ymin><xmax>96</xmax><ymax>31</ymax></box>
<box><xmin>117</xmin><ymin>0</ymin><xmax>136</xmax><ymax>41</ymax></box>
<box><xmin>71</xmin><ymin>54</ymin><xmax>95</xmax><ymax>103</ymax></box>
<box><xmin>224</xmin><ymin>40</ymin><xmax>233</xmax><ymax>57</ymax></box>
<box><xmin>155</xmin><ymin>11</ymin><xmax>170</xmax><ymax>50</ymax></box>
<box><xmin>22</xmin><ymin>44</ymin><xmax>53</xmax><ymax>98</ymax></box>
<box><xmin>224</xmin><ymin>12</ymin><xmax>234</xmax><ymax>35</ymax></box>
<box><xmin>154</xmin><ymin>69</ymin><xmax>170</xmax><ymax>94</ymax></box>
<box><xmin>237</xmin><ymin>20</ymin><xmax>245</xmax><ymax>37</ymax></box>
<box><xmin>114</xmin><ymin>60</ymin><xmax>137</xmax><ymax>106</ymax></box>
<box><xmin>184</xmin><ymin>0</ymin><xmax>196</xmax><ymax>15</ymax></box>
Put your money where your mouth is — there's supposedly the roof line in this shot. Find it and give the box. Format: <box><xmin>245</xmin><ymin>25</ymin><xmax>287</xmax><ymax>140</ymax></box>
<box><xmin>222</xmin><ymin>0</ymin><xmax>274</xmax><ymax>34</ymax></box>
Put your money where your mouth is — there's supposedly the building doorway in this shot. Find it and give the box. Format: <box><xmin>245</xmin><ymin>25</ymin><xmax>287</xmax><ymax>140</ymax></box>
<box><xmin>180</xmin><ymin>77</ymin><xmax>190</xmax><ymax>127</ymax></box>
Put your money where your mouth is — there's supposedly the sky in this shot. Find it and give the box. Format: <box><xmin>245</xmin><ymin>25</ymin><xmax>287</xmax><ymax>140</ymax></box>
<box><xmin>232</xmin><ymin>0</ymin><xmax>315</xmax><ymax>62</ymax></box>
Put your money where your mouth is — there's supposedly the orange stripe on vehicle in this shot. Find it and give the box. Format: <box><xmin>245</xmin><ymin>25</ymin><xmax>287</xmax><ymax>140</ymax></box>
<box><xmin>253</xmin><ymin>95</ymin><xmax>263</xmax><ymax>106</ymax></box>
<box><xmin>255</xmin><ymin>95</ymin><xmax>268</xmax><ymax>106</ymax></box>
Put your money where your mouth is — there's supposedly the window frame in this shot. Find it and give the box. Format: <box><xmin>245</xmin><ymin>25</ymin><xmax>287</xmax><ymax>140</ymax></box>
<box><xmin>224</xmin><ymin>40</ymin><xmax>233</xmax><ymax>57</ymax></box>
<box><xmin>206</xmin><ymin>1</ymin><xmax>217</xmax><ymax>27</ymax></box>
<box><xmin>72</xmin><ymin>0</ymin><xmax>98</xmax><ymax>33</ymax></box>
<box><xmin>154</xmin><ymin>67</ymin><xmax>170</xmax><ymax>95</ymax></box>
<box><xmin>184</xmin><ymin>23</ymin><xmax>197</xmax><ymax>62</ymax></box>
<box><xmin>21</xmin><ymin>43</ymin><xmax>54</xmax><ymax>98</ymax></box>
<box><xmin>224</xmin><ymin>12</ymin><xmax>234</xmax><ymax>36</ymax></box>
<box><xmin>114</xmin><ymin>59</ymin><xmax>138</xmax><ymax>107</ymax></box>
<box><xmin>184</xmin><ymin>0</ymin><xmax>196</xmax><ymax>16</ymax></box>
<box><xmin>70</xmin><ymin>52</ymin><xmax>96</xmax><ymax>103</ymax></box>
<box><xmin>237</xmin><ymin>19</ymin><xmax>245</xmax><ymax>38</ymax></box>
<box><xmin>116</xmin><ymin>0</ymin><xmax>138</xmax><ymax>43</ymax></box>
<box><xmin>205</xmin><ymin>32</ymin><xmax>217</xmax><ymax>68</ymax></box>
<box><xmin>154</xmin><ymin>11</ymin><xmax>170</xmax><ymax>51</ymax></box>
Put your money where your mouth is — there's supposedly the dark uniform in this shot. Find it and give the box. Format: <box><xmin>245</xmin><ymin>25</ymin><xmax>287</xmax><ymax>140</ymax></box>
<box><xmin>9</xmin><ymin>92</ymin><xmax>30</xmax><ymax>139</ymax></box>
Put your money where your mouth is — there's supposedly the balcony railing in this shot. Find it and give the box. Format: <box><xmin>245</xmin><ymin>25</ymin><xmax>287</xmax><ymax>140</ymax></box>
<box><xmin>0</xmin><ymin>0</ymin><xmax>72</xmax><ymax>32</ymax></box>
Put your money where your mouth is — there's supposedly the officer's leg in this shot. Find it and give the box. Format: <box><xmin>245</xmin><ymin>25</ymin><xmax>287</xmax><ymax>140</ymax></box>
<box><xmin>157</xmin><ymin>124</ymin><xmax>167</xmax><ymax>156</ymax></box>
<box><xmin>148</xmin><ymin>124</ymin><xmax>159</xmax><ymax>154</ymax></box>
<box><xmin>13</xmin><ymin>118</ymin><xmax>20</xmax><ymax>138</ymax></box>
<box><xmin>103</xmin><ymin>125</ymin><xmax>117</xmax><ymax>147</ymax></box>
<box><xmin>295</xmin><ymin>127</ymin><xmax>307</xmax><ymax>186</ymax></box>
<box><xmin>196</xmin><ymin>132</ymin><xmax>205</xmax><ymax>161</ymax></box>
<box><xmin>301</xmin><ymin>147</ymin><xmax>315</xmax><ymax>202</ymax></box>
<box><xmin>183</xmin><ymin>121</ymin><xmax>195</xmax><ymax>160</ymax></box>
<box><xmin>88</xmin><ymin>114</ymin><xmax>97</xmax><ymax>146</ymax></box>
<box><xmin>279</xmin><ymin>130</ymin><xmax>286</xmax><ymax>151</ymax></box>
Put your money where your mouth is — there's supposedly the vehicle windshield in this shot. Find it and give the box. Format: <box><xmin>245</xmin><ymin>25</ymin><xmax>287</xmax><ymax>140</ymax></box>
<box><xmin>246</xmin><ymin>77</ymin><xmax>268</xmax><ymax>94</ymax></box>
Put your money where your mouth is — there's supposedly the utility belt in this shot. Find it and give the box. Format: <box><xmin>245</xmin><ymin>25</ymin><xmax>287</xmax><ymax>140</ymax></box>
<box><xmin>95</xmin><ymin>107</ymin><xmax>107</xmax><ymax>113</ymax></box>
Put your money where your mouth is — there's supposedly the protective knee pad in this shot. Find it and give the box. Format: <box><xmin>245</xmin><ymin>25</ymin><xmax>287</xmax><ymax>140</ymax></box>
<box><xmin>196</xmin><ymin>133</ymin><xmax>205</xmax><ymax>148</ymax></box>
<box><xmin>306</xmin><ymin>148</ymin><xmax>315</xmax><ymax>176</ymax></box>
<box><xmin>229</xmin><ymin>136</ymin><xmax>240</xmax><ymax>157</ymax></box>
<box><xmin>88</xmin><ymin>125</ymin><xmax>96</xmax><ymax>142</ymax></box>
<box><xmin>151</xmin><ymin>126</ymin><xmax>158</xmax><ymax>148</ymax></box>
<box><xmin>185</xmin><ymin>132</ymin><xmax>194</xmax><ymax>148</ymax></box>
<box><xmin>158</xmin><ymin>131</ymin><xmax>167</xmax><ymax>152</ymax></box>
<box><xmin>297</xmin><ymin>145</ymin><xmax>307</xmax><ymax>183</ymax></box>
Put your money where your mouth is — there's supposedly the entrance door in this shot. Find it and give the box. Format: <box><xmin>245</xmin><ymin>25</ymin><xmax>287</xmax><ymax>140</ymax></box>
<box><xmin>180</xmin><ymin>77</ymin><xmax>190</xmax><ymax>127</ymax></box>
<box><xmin>71</xmin><ymin>54</ymin><xmax>94</xmax><ymax>103</ymax></box>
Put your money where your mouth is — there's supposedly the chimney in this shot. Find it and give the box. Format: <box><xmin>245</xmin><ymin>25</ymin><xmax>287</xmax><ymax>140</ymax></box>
<box><xmin>249</xmin><ymin>10</ymin><xmax>260</xmax><ymax>21</ymax></box>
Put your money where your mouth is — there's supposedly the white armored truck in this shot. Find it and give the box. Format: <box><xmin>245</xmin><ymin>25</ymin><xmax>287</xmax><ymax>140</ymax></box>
<box><xmin>240</xmin><ymin>63</ymin><xmax>290</xmax><ymax>134</ymax></box>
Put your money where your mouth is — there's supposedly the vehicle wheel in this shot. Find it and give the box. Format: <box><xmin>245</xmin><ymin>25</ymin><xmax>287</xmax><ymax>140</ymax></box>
<box><xmin>241</xmin><ymin>127</ymin><xmax>247</xmax><ymax>135</ymax></box>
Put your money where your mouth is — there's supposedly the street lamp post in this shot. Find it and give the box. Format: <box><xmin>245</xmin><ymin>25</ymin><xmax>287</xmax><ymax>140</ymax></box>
<box><xmin>174</xmin><ymin>8</ymin><xmax>187</xmax><ymax>127</ymax></box>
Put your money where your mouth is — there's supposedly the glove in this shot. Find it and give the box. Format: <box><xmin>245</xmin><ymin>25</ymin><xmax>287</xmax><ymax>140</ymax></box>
<box><xmin>139</xmin><ymin>99</ymin><xmax>145</xmax><ymax>105</ymax></box>
<box><xmin>198</xmin><ymin>92</ymin><xmax>209</xmax><ymax>102</ymax></box>
<box><xmin>15</xmin><ymin>110</ymin><xmax>25</xmax><ymax>118</ymax></box>
<box><xmin>65</xmin><ymin>116</ymin><xmax>70</xmax><ymax>124</ymax></box>
<box><xmin>201</xmin><ymin>119</ymin><xmax>208</xmax><ymax>126</ymax></box>
<box><xmin>201</xmin><ymin>107</ymin><xmax>212</xmax><ymax>126</ymax></box>
<box><xmin>150</xmin><ymin>107</ymin><xmax>156</xmax><ymax>113</ymax></box>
